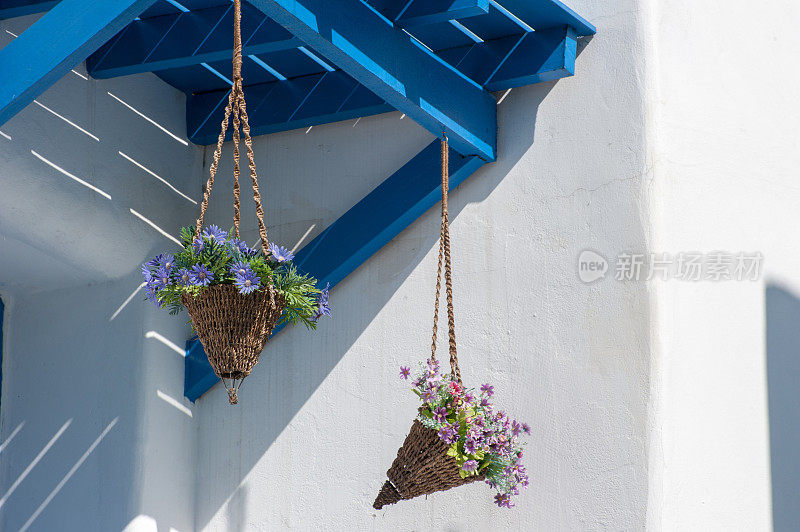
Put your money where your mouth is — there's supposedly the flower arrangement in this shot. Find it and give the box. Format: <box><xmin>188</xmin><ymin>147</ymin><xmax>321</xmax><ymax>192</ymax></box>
<box><xmin>141</xmin><ymin>225</ymin><xmax>330</xmax><ymax>328</ymax></box>
<box><xmin>400</xmin><ymin>359</ymin><xmax>530</xmax><ymax>508</ymax></box>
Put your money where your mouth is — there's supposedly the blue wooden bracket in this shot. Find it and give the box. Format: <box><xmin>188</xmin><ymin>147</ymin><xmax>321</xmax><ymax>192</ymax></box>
<box><xmin>187</xmin><ymin>70</ymin><xmax>393</xmax><ymax>144</ymax></box>
<box><xmin>246</xmin><ymin>0</ymin><xmax>497</xmax><ymax>161</ymax></box>
<box><xmin>0</xmin><ymin>0</ymin><xmax>59</xmax><ymax>19</ymax></box>
<box><xmin>184</xmin><ymin>139</ymin><xmax>486</xmax><ymax>401</ymax></box>
<box><xmin>87</xmin><ymin>3</ymin><xmax>301</xmax><ymax>79</ymax></box>
<box><xmin>0</xmin><ymin>0</ymin><xmax>157</xmax><ymax>128</ymax></box>
<box><xmin>395</xmin><ymin>0</ymin><xmax>490</xmax><ymax>29</ymax></box>
<box><xmin>440</xmin><ymin>25</ymin><xmax>578</xmax><ymax>90</ymax></box>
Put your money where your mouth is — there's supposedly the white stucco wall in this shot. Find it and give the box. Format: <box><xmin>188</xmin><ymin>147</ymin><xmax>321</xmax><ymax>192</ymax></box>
<box><xmin>646</xmin><ymin>1</ymin><xmax>800</xmax><ymax>530</ymax></box>
<box><xmin>2</xmin><ymin>0</ymin><xmax>797</xmax><ymax>530</ymax></box>
<box><xmin>0</xmin><ymin>14</ymin><xmax>204</xmax><ymax>532</ymax></box>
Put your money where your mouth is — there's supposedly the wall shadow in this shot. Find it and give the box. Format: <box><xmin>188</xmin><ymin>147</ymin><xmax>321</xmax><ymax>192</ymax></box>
<box><xmin>765</xmin><ymin>283</ymin><xmax>800</xmax><ymax>531</ymax></box>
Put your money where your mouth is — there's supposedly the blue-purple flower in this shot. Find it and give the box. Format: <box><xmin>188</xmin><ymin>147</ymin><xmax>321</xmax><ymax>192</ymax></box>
<box><xmin>145</xmin><ymin>282</ymin><xmax>163</xmax><ymax>309</ymax></box>
<box><xmin>146</xmin><ymin>254</ymin><xmax>163</xmax><ymax>269</ymax></box>
<box><xmin>202</xmin><ymin>224</ymin><xmax>227</xmax><ymax>244</ymax></box>
<box><xmin>481</xmin><ymin>383</ymin><xmax>494</xmax><ymax>397</ymax></box>
<box><xmin>153</xmin><ymin>267</ymin><xmax>171</xmax><ymax>290</ymax></box>
<box><xmin>230</xmin><ymin>261</ymin><xmax>249</xmax><ymax>277</ymax></box>
<box><xmin>159</xmin><ymin>254</ymin><xmax>175</xmax><ymax>271</ymax></box>
<box><xmin>399</xmin><ymin>366</ymin><xmax>410</xmax><ymax>380</ymax></box>
<box><xmin>462</xmin><ymin>459</ymin><xmax>478</xmax><ymax>473</ymax></box>
<box><xmin>141</xmin><ymin>263</ymin><xmax>152</xmax><ymax>283</ymax></box>
<box><xmin>312</xmin><ymin>283</ymin><xmax>331</xmax><ymax>322</ymax></box>
<box><xmin>234</xmin><ymin>268</ymin><xmax>261</xmax><ymax>295</ymax></box>
<box><xmin>189</xmin><ymin>264</ymin><xmax>213</xmax><ymax>286</ymax></box>
<box><xmin>176</xmin><ymin>267</ymin><xmax>192</xmax><ymax>287</ymax></box>
<box><xmin>192</xmin><ymin>238</ymin><xmax>204</xmax><ymax>253</ymax></box>
<box><xmin>268</xmin><ymin>242</ymin><xmax>294</xmax><ymax>263</ymax></box>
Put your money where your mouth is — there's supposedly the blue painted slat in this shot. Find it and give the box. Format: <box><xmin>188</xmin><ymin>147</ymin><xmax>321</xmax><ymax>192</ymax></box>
<box><xmin>396</xmin><ymin>0</ymin><xmax>489</xmax><ymax>29</ymax></box>
<box><xmin>438</xmin><ymin>25</ymin><xmax>577</xmax><ymax>91</ymax></box>
<box><xmin>187</xmin><ymin>70</ymin><xmax>392</xmax><ymax>144</ymax></box>
<box><xmin>484</xmin><ymin>25</ymin><xmax>576</xmax><ymax>90</ymax></box>
<box><xmin>246</xmin><ymin>0</ymin><xmax>497</xmax><ymax>161</ymax></box>
<box><xmin>493</xmin><ymin>0</ymin><xmax>595</xmax><ymax>35</ymax></box>
<box><xmin>87</xmin><ymin>4</ymin><xmax>300</xmax><ymax>78</ymax></box>
<box><xmin>0</xmin><ymin>0</ymin><xmax>158</xmax><ymax>127</ymax></box>
<box><xmin>185</xmin><ymin>139</ymin><xmax>486</xmax><ymax>401</ymax></box>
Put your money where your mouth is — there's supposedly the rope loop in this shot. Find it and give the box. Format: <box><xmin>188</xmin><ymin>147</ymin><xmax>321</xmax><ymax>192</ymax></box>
<box><xmin>193</xmin><ymin>0</ymin><xmax>270</xmax><ymax>257</ymax></box>
<box><xmin>430</xmin><ymin>134</ymin><xmax>461</xmax><ymax>385</ymax></box>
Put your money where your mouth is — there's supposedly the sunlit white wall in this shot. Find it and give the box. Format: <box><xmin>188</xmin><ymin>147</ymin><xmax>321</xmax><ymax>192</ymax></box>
<box><xmin>0</xmin><ymin>14</ymin><xmax>203</xmax><ymax>532</ymax></box>
<box><xmin>646</xmin><ymin>0</ymin><xmax>800</xmax><ymax>529</ymax></box>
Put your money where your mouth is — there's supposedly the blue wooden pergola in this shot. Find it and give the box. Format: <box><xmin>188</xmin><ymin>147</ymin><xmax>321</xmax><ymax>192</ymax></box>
<box><xmin>0</xmin><ymin>0</ymin><xmax>594</xmax><ymax>400</ymax></box>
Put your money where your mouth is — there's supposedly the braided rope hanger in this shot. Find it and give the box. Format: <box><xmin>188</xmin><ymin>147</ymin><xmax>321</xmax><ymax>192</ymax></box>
<box><xmin>190</xmin><ymin>0</ymin><xmax>274</xmax><ymax>402</ymax></box>
<box><xmin>429</xmin><ymin>135</ymin><xmax>462</xmax><ymax>385</ymax></box>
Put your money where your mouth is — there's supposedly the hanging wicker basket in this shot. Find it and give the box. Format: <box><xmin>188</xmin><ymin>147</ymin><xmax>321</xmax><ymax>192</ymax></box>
<box><xmin>182</xmin><ymin>0</ymin><xmax>284</xmax><ymax>404</ymax></box>
<box><xmin>374</xmin><ymin>137</ymin><xmax>483</xmax><ymax>508</ymax></box>
<box><xmin>374</xmin><ymin>418</ymin><xmax>484</xmax><ymax>509</ymax></box>
<box><xmin>182</xmin><ymin>284</ymin><xmax>286</xmax><ymax>384</ymax></box>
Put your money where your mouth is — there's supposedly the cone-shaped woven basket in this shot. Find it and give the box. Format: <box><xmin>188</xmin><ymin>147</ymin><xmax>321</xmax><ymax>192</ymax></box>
<box><xmin>374</xmin><ymin>136</ymin><xmax>482</xmax><ymax>508</ymax></box>
<box><xmin>374</xmin><ymin>419</ymin><xmax>484</xmax><ymax>509</ymax></box>
<box><xmin>182</xmin><ymin>284</ymin><xmax>286</xmax><ymax>379</ymax></box>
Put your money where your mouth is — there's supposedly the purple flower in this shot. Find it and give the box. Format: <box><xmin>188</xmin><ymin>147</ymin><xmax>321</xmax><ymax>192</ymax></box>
<box><xmin>176</xmin><ymin>267</ymin><xmax>192</xmax><ymax>287</ymax></box>
<box><xmin>427</xmin><ymin>358</ymin><xmax>440</xmax><ymax>373</ymax></box>
<box><xmin>462</xmin><ymin>460</ymin><xmax>478</xmax><ymax>473</ymax></box>
<box><xmin>202</xmin><ymin>225</ymin><xmax>227</xmax><ymax>244</ymax></box>
<box><xmin>192</xmin><ymin>238</ymin><xmax>204</xmax><ymax>253</ymax></box>
<box><xmin>313</xmin><ymin>283</ymin><xmax>331</xmax><ymax>322</ymax></box>
<box><xmin>234</xmin><ymin>268</ymin><xmax>261</xmax><ymax>295</ymax></box>
<box><xmin>268</xmin><ymin>242</ymin><xmax>294</xmax><ymax>263</ymax></box>
<box><xmin>464</xmin><ymin>438</ymin><xmax>479</xmax><ymax>455</ymax></box>
<box><xmin>433</xmin><ymin>406</ymin><xmax>448</xmax><ymax>423</ymax></box>
<box><xmin>480</xmin><ymin>398</ymin><xmax>490</xmax><ymax>408</ymax></box>
<box><xmin>522</xmin><ymin>423</ymin><xmax>531</xmax><ymax>434</ymax></box>
<box><xmin>422</xmin><ymin>387</ymin><xmax>437</xmax><ymax>404</ymax></box>
<box><xmin>159</xmin><ymin>254</ymin><xmax>175</xmax><ymax>271</ymax></box>
<box><xmin>230</xmin><ymin>261</ymin><xmax>249</xmax><ymax>277</ymax></box>
<box><xmin>481</xmin><ymin>384</ymin><xmax>494</xmax><ymax>397</ymax></box>
<box><xmin>511</xmin><ymin>421</ymin><xmax>522</xmax><ymax>437</ymax></box>
<box><xmin>399</xmin><ymin>366</ymin><xmax>410</xmax><ymax>380</ymax></box>
<box><xmin>437</xmin><ymin>424</ymin><xmax>457</xmax><ymax>444</ymax></box>
<box><xmin>464</xmin><ymin>393</ymin><xmax>474</xmax><ymax>404</ymax></box>
<box><xmin>494</xmin><ymin>493</ymin><xmax>514</xmax><ymax>508</ymax></box>
<box><xmin>229</xmin><ymin>238</ymin><xmax>249</xmax><ymax>253</ymax></box>
<box><xmin>189</xmin><ymin>264</ymin><xmax>213</xmax><ymax>286</ymax></box>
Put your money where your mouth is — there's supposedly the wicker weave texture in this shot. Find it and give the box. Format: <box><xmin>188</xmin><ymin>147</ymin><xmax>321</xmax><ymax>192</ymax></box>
<box><xmin>182</xmin><ymin>284</ymin><xmax>286</xmax><ymax>380</ymax></box>
<box><xmin>373</xmin><ymin>420</ymin><xmax>484</xmax><ymax>509</ymax></box>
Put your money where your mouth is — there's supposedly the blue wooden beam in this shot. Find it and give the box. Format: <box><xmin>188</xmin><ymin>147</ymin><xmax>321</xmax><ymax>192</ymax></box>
<box><xmin>0</xmin><ymin>0</ymin><xmax>59</xmax><ymax>19</ymax></box>
<box><xmin>87</xmin><ymin>4</ymin><xmax>301</xmax><ymax>78</ymax></box>
<box><xmin>396</xmin><ymin>0</ymin><xmax>489</xmax><ymax>29</ymax></box>
<box><xmin>187</xmin><ymin>70</ymin><xmax>393</xmax><ymax>144</ymax></box>
<box><xmin>245</xmin><ymin>0</ymin><xmax>497</xmax><ymax>161</ymax></box>
<box><xmin>185</xmin><ymin>139</ymin><xmax>486</xmax><ymax>401</ymax></box>
<box><xmin>0</xmin><ymin>0</ymin><xmax>157</xmax><ymax>127</ymax></box>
